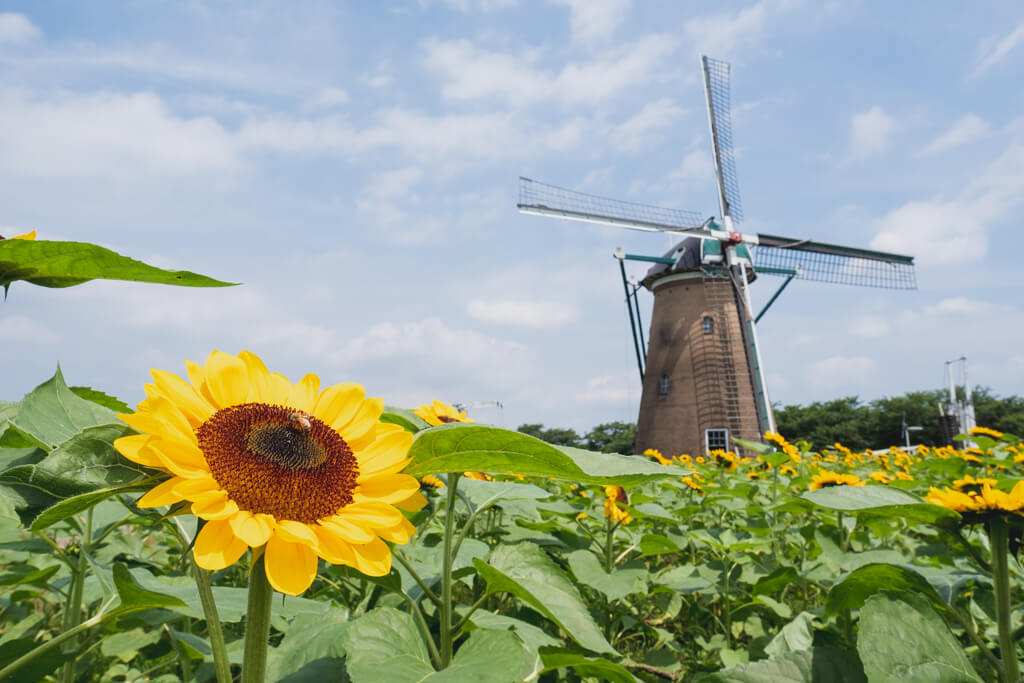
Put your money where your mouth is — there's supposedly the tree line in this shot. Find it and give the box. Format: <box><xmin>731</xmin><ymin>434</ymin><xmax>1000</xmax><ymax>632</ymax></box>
<box><xmin>517</xmin><ymin>387</ymin><xmax>1024</xmax><ymax>454</ymax></box>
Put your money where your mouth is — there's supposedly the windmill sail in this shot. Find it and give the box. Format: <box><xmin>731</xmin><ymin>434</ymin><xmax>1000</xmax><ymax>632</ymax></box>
<box><xmin>753</xmin><ymin>234</ymin><xmax>917</xmax><ymax>289</ymax></box>
<box><xmin>702</xmin><ymin>56</ymin><xmax>743</xmax><ymax>224</ymax></box>
<box><xmin>518</xmin><ymin>177</ymin><xmax>706</xmax><ymax>233</ymax></box>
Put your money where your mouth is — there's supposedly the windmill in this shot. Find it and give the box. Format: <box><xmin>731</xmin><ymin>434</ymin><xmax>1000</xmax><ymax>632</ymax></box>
<box><xmin>517</xmin><ymin>56</ymin><xmax>917</xmax><ymax>458</ymax></box>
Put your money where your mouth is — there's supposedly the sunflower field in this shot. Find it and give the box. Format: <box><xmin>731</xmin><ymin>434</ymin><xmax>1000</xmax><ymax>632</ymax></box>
<box><xmin>1</xmin><ymin>238</ymin><xmax>1023</xmax><ymax>682</ymax></box>
<box><xmin>1</xmin><ymin>357</ymin><xmax>1023</xmax><ymax>683</ymax></box>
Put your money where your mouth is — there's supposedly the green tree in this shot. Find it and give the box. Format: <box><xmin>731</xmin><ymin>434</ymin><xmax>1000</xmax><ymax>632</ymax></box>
<box><xmin>515</xmin><ymin>423</ymin><xmax>582</xmax><ymax>448</ymax></box>
<box><xmin>584</xmin><ymin>421</ymin><xmax>637</xmax><ymax>454</ymax></box>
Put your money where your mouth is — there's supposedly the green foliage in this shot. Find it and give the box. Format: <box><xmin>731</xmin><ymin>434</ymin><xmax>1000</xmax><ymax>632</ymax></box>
<box><xmin>517</xmin><ymin>420</ymin><xmax>638</xmax><ymax>454</ymax></box>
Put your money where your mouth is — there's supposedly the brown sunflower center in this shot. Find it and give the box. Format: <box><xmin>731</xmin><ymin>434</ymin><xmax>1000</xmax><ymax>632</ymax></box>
<box><xmin>196</xmin><ymin>403</ymin><xmax>359</xmax><ymax>523</ymax></box>
<box><xmin>436</xmin><ymin>415</ymin><xmax>457</xmax><ymax>423</ymax></box>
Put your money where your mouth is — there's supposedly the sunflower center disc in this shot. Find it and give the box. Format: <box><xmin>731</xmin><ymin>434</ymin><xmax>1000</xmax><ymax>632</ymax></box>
<box><xmin>196</xmin><ymin>403</ymin><xmax>359</xmax><ymax>523</ymax></box>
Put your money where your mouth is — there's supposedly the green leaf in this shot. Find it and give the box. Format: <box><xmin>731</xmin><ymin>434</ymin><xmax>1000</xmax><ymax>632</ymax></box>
<box><xmin>0</xmin><ymin>238</ymin><xmax>236</xmax><ymax>291</ymax></box>
<box><xmin>474</xmin><ymin>543</ymin><xmax>616</xmax><ymax>654</ymax></box>
<box><xmin>4</xmin><ymin>424</ymin><xmax>152</xmax><ymax>500</ymax></box>
<box><xmin>341</xmin><ymin>607</ymin><xmax>435</xmax><ymax>683</ymax></box>
<box><xmin>0</xmin><ymin>638</ymin><xmax>74</xmax><ymax>683</ymax></box>
<box><xmin>406</xmin><ymin>424</ymin><xmax>689</xmax><ymax>486</ymax></box>
<box><xmin>459</xmin><ymin>479</ymin><xmax>553</xmax><ymax>510</ymax></box>
<box><xmin>426</xmin><ymin>629</ymin><xmax>538</xmax><ymax>683</ymax></box>
<box><xmin>763</xmin><ymin>612</ymin><xmax>815</xmax><ymax>658</ymax></box>
<box><xmin>101</xmin><ymin>627</ymin><xmax>162</xmax><ymax>663</ymax></box>
<box><xmin>113</xmin><ymin>563</ymin><xmax>188</xmax><ymax>610</ymax></box>
<box><xmin>69</xmin><ymin>386</ymin><xmax>132</xmax><ymax>414</ymax></box>
<box><xmin>9</xmin><ymin>367</ymin><xmax>119</xmax><ymax>450</ymax></box>
<box><xmin>29</xmin><ymin>480</ymin><xmax>153</xmax><ymax>531</ymax></box>
<box><xmin>380</xmin><ymin>406</ymin><xmax>430</xmax><ymax>433</ymax></box>
<box><xmin>267</xmin><ymin>611</ymin><xmax>351</xmax><ymax>683</ymax></box>
<box><xmin>653</xmin><ymin>566</ymin><xmax>715</xmax><ymax>594</ymax></box>
<box><xmin>0</xmin><ymin>564</ymin><xmax>60</xmax><ymax>587</ymax></box>
<box><xmin>857</xmin><ymin>593</ymin><xmax>982</xmax><ymax>682</ymax></box>
<box><xmin>801</xmin><ymin>486</ymin><xmax>960</xmax><ymax>526</ymax></box>
<box><xmin>567</xmin><ymin>550</ymin><xmax>647</xmax><ymax>601</ymax></box>
<box><xmin>732</xmin><ymin>437</ymin><xmax>775</xmax><ymax>455</ymax></box>
<box><xmin>640</xmin><ymin>533</ymin><xmax>681</xmax><ymax>556</ymax></box>
<box><xmin>539</xmin><ymin>648</ymin><xmax>638</xmax><ymax>683</ymax></box>
<box><xmin>752</xmin><ymin>566</ymin><xmax>799</xmax><ymax>597</ymax></box>
<box><xmin>826</xmin><ymin>563</ymin><xmax>947</xmax><ymax>616</ymax></box>
<box><xmin>696</xmin><ymin>647</ymin><xmax>866</xmax><ymax>682</ymax></box>
<box><xmin>466</xmin><ymin>611</ymin><xmax>561</xmax><ymax>651</ymax></box>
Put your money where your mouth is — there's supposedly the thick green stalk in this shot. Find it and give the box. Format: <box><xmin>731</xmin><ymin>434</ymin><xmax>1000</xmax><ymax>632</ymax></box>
<box><xmin>604</xmin><ymin>516</ymin><xmax>616</xmax><ymax>574</ymax></box>
<box><xmin>61</xmin><ymin>508</ymin><xmax>93</xmax><ymax>683</ymax></box>
<box><xmin>988</xmin><ymin>518</ymin><xmax>1020</xmax><ymax>683</ymax></box>
<box><xmin>192</xmin><ymin>563</ymin><xmax>232</xmax><ymax>683</ymax></box>
<box><xmin>439</xmin><ymin>473</ymin><xmax>461</xmax><ymax>669</ymax></box>
<box><xmin>242</xmin><ymin>554</ymin><xmax>274</xmax><ymax>683</ymax></box>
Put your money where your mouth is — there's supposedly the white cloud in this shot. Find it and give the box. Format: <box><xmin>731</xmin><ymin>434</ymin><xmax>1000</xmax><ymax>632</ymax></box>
<box><xmin>421</xmin><ymin>34</ymin><xmax>676</xmax><ymax>106</ymax></box>
<box><xmin>360</xmin><ymin>60</ymin><xmax>395</xmax><ymax>89</ymax></box>
<box><xmin>467</xmin><ymin>298</ymin><xmax>580</xmax><ymax>328</ymax></box>
<box><xmin>849</xmin><ymin>105</ymin><xmax>895</xmax><ymax>159</ymax></box>
<box><xmin>302</xmin><ymin>87</ymin><xmax>349</xmax><ymax>111</ymax></box>
<box><xmin>611</xmin><ymin>98</ymin><xmax>685</xmax><ymax>152</ymax></box>
<box><xmin>573</xmin><ymin>373</ymin><xmax>640</xmax><ymax>404</ymax></box>
<box><xmin>668</xmin><ymin>145</ymin><xmax>713</xmax><ymax>185</ymax></box>
<box><xmin>805</xmin><ymin>355</ymin><xmax>875</xmax><ymax>387</ymax></box>
<box><xmin>683</xmin><ymin>0</ymin><xmax>797</xmax><ymax>56</ymax></box>
<box><xmin>848</xmin><ymin>315</ymin><xmax>890</xmax><ymax>339</ymax></box>
<box><xmin>433</xmin><ymin>0</ymin><xmax>518</xmax><ymax>12</ymax></box>
<box><xmin>870</xmin><ymin>142</ymin><xmax>1024</xmax><ymax>265</ymax></box>
<box><xmin>363</xmin><ymin>167</ymin><xmax>424</xmax><ymax>199</ymax></box>
<box><xmin>0</xmin><ymin>13</ymin><xmax>40</xmax><ymax>45</ymax></box>
<box><xmin>0</xmin><ymin>315</ymin><xmax>57</xmax><ymax>343</ymax></box>
<box><xmin>0</xmin><ymin>89</ymin><xmax>240</xmax><ymax>178</ymax></box>
<box><xmin>923</xmin><ymin>296</ymin><xmax>994</xmax><ymax>316</ymax></box>
<box><xmin>549</xmin><ymin>0</ymin><xmax>631</xmax><ymax>43</ymax></box>
<box><xmin>917</xmin><ymin>114</ymin><xmax>989</xmax><ymax>157</ymax></box>
<box><xmin>971</xmin><ymin>20</ymin><xmax>1024</xmax><ymax>78</ymax></box>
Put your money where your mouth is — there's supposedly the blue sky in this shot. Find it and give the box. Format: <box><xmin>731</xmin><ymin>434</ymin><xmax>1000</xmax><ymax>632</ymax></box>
<box><xmin>2</xmin><ymin>1</ymin><xmax>1023</xmax><ymax>434</ymax></box>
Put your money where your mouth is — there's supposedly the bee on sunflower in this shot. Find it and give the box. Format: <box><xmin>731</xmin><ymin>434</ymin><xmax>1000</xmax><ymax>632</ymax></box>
<box><xmin>114</xmin><ymin>350</ymin><xmax>426</xmax><ymax>596</ymax></box>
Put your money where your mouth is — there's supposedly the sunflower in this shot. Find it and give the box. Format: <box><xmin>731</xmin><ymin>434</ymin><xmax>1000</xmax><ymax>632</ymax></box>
<box><xmin>0</xmin><ymin>230</ymin><xmax>36</xmax><ymax>240</ymax></box>
<box><xmin>927</xmin><ymin>481</ymin><xmax>1024</xmax><ymax>518</ymax></box>
<box><xmin>414</xmin><ymin>399</ymin><xmax>491</xmax><ymax>481</ymax></box>
<box><xmin>952</xmin><ymin>474</ymin><xmax>999</xmax><ymax>494</ymax></box>
<box><xmin>415</xmin><ymin>399</ymin><xmax>471</xmax><ymax>425</ymax></box>
<box><xmin>602</xmin><ymin>485</ymin><xmax>631</xmax><ymax>525</ymax></box>
<box><xmin>970</xmin><ymin>426</ymin><xmax>1004</xmax><ymax>439</ymax></box>
<box><xmin>809</xmin><ymin>471</ymin><xmax>865</xmax><ymax>490</ymax></box>
<box><xmin>114</xmin><ymin>350</ymin><xmax>426</xmax><ymax>596</ymax></box>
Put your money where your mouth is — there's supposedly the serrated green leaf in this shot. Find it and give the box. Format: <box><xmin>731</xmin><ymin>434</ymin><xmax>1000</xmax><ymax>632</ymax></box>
<box><xmin>0</xmin><ymin>238</ymin><xmax>236</xmax><ymax>291</ymax></box>
<box><xmin>267</xmin><ymin>611</ymin><xmax>351</xmax><ymax>682</ymax></box>
<box><xmin>29</xmin><ymin>480</ymin><xmax>152</xmax><ymax>531</ymax></box>
<box><xmin>9</xmin><ymin>367</ymin><xmax>119</xmax><ymax>450</ymax></box>
<box><xmin>68</xmin><ymin>386</ymin><xmax>132</xmax><ymax>413</ymax></box>
<box><xmin>426</xmin><ymin>629</ymin><xmax>537</xmax><ymax>683</ymax></box>
<box><xmin>341</xmin><ymin>607</ymin><xmax>434</xmax><ymax>683</ymax></box>
<box><xmin>113</xmin><ymin>563</ymin><xmax>188</xmax><ymax>610</ymax></box>
<box><xmin>826</xmin><ymin>563</ymin><xmax>947</xmax><ymax>617</ymax></box>
<box><xmin>857</xmin><ymin>593</ymin><xmax>982</xmax><ymax>682</ymax></box>
<box><xmin>474</xmin><ymin>543</ymin><xmax>615</xmax><ymax>654</ymax></box>
<box><xmin>466</xmin><ymin>611</ymin><xmax>560</xmax><ymax>651</ymax></box>
<box><xmin>567</xmin><ymin>550</ymin><xmax>647</xmax><ymax>601</ymax></box>
<box><xmin>539</xmin><ymin>649</ymin><xmax>637</xmax><ymax>683</ymax></box>
<box><xmin>696</xmin><ymin>646</ymin><xmax>866</xmax><ymax>682</ymax></box>
<box><xmin>407</xmin><ymin>424</ymin><xmax>689</xmax><ymax>486</ymax></box>
<box><xmin>763</xmin><ymin>612</ymin><xmax>815</xmax><ymax>658</ymax></box>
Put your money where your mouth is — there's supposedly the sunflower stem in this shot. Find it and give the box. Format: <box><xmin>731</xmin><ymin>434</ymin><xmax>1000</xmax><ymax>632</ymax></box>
<box><xmin>192</xmin><ymin>563</ymin><xmax>232</xmax><ymax>683</ymax></box>
<box><xmin>61</xmin><ymin>507</ymin><xmax>93</xmax><ymax>683</ymax></box>
<box><xmin>988</xmin><ymin>518</ymin><xmax>1020</xmax><ymax>683</ymax></box>
<box><xmin>242</xmin><ymin>553</ymin><xmax>274</xmax><ymax>683</ymax></box>
<box><xmin>439</xmin><ymin>473</ymin><xmax>461</xmax><ymax>669</ymax></box>
<box><xmin>393</xmin><ymin>549</ymin><xmax>442</xmax><ymax>607</ymax></box>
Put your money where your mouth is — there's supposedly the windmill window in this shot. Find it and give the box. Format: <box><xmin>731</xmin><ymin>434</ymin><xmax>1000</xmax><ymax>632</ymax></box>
<box><xmin>658</xmin><ymin>374</ymin><xmax>671</xmax><ymax>395</ymax></box>
<box><xmin>705</xmin><ymin>428</ymin><xmax>728</xmax><ymax>452</ymax></box>
<box><xmin>702</xmin><ymin>316</ymin><xmax>714</xmax><ymax>334</ymax></box>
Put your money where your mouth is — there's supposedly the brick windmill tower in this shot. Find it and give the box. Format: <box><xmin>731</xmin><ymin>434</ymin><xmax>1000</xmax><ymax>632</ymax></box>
<box><xmin>518</xmin><ymin>57</ymin><xmax>917</xmax><ymax>457</ymax></box>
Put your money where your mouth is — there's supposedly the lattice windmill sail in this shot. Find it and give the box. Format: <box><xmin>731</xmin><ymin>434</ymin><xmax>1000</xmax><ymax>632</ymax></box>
<box><xmin>517</xmin><ymin>56</ymin><xmax>916</xmax><ymax>459</ymax></box>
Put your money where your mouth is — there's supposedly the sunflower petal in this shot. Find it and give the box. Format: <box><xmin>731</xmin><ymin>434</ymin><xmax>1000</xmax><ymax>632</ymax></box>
<box><xmin>354</xmin><ymin>474</ymin><xmax>420</xmax><ymax>505</ymax></box>
<box><xmin>150</xmin><ymin>369</ymin><xmax>215</xmax><ymax>425</ymax></box>
<box><xmin>313</xmin><ymin>524</ymin><xmax>355</xmax><ymax>565</ymax></box>
<box><xmin>321</xmin><ymin>517</ymin><xmax>375</xmax><ymax>544</ymax></box>
<box><xmin>288</xmin><ymin>374</ymin><xmax>320</xmax><ymax>414</ymax></box>
<box><xmin>356</xmin><ymin>430</ymin><xmax>413</xmax><ymax>477</ymax></box>
<box><xmin>192</xmin><ymin>496</ymin><xmax>240</xmax><ymax>521</ymax></box>
<box><xmin>185</xmin><ymin>360</ymin><xmax>206</xmax><ymax>388</ymax></box>
<box><xmin>229</xmin><ymin>511</ymin><xmax>275</xmax><ymax>547</ymax></box>
<box><xmin>171</xmin><ymin>475</ymin><xmax>221</xmax><ymax>498</ymax></box>
<box><xmin>113</xmin><ymin>435</ymin><xmax>163</xmax><ymax>468</ymax></box>
<box><xmin>269</xmin><ymin>373</ymin><xmax>292</xmax><ymax>405</ymax></box>
<box><xmin>317</xmin><ymin>383</ymin><xmax>366</xmax><ymax>430</ymax></box>
<box><xmin>265</xmin><ymin>532</ymin><xmax>319</xmax><ymax>595</ymax></box>
<box><xmin>275</xmin><ymin>519</ymin><xmax>319</xmax><ymax>545</ymax></box>
<box><xmin>150</xmin><ymin>440</ymin><xmax>209</xmax><ymax>472</ymax></box>
<box><xmin>338</xmin><ymin>397</ymin><xmax>385</xmax><ymax>442</ymax></box>
<box><xmin>136</xmin><ymin>477</ymin><xmax>186</xmax><ymax>508</ymax></box>
<box><xmin>393</xmin><ymin>491</ymin><xmax>429</xmax><ymax>512</ymax></box>
<box><xmin>238</xmin><ymin>350</ymin><xmax>273</xmax><ymax>403</ymax></box>
<box><xmin>349</xmin><ymin>537</ymin><xmax>392</xmax><ymax>577</ymax></box>
<box><xmin>194</xmin><ymin>520</ymin><xmax>248</xmax><ymax>570</ymax></box>
<box><xmin>335</xmin><ymin>502</ymin><xmax>404</xmax><ymax>528</ymax></box>
<box><xmin>203</xmin><ymin>350</ymin><xmax>249</xmax><ymax>408</ymax></box>
<box><xmin>375</xmin><ymin>516</ymin><xmax>416</xmax><ymax>544</ymax></box>
<box><xmin>119</xmin><ymin>403</ymin><xmax>195</xmax><ymax>447</ymax></box>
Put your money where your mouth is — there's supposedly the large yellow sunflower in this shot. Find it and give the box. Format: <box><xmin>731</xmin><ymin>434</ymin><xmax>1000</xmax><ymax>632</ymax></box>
<box><xmin>114</xmin><ymin>350</ymin><xmax>426</xmax><ymax>596</ymax></box>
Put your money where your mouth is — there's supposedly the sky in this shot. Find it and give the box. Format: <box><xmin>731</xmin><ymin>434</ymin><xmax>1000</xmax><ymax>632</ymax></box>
<box><xmin>2</xmin><ymin>1</ymin><xmax>1023</xmax><ymax>433</ymax></box>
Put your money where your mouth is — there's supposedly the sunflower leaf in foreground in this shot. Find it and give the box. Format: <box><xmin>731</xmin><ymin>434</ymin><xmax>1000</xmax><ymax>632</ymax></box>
<box><xmin>9</xmin><ymin>367</ymin><xmax>118</xmax><ymax>450</ymax></box>
<box><xmin>0</xmin><ymin>238</ymin><xmax>237</xmax><ymax>292</ymax></box>
<box><xmin>406</xmin><ymin>424</ymin><xmax>690</xmax><ymax>485</ymax></box>
<box><xmin>801</xmin><ymin>484</ymin><xmax>961</xmax><ymax>527</ymax></box>
<box><xmin>473</xmin><ymin>543</ymin><xmax>616</xmax><ymax>654</ymax></box>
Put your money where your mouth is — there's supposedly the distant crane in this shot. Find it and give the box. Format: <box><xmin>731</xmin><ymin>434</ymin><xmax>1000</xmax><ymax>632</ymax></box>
<box><xmin>452</xmin><ymin>401</ymin><xmax>505</xmax><ymax>427</ymax></box>
<box><xmin>940</xmin><ymin>357</ymin><xmax>976</xmax><ymax>449</ymax></box>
